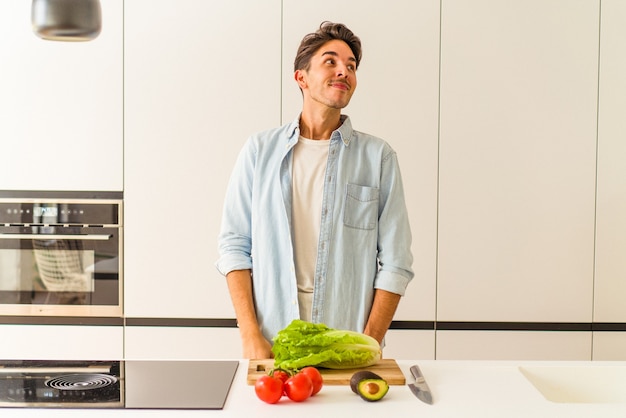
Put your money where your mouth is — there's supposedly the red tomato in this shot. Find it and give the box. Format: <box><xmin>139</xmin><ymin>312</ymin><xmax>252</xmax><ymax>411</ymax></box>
<box><xmin>284</xmin><ymin>372</ymin><xmax>313</xmax><ymax>402</ymax></box>
<box><xmin>272</xmin><ymin>369</ymin><xmax>290</xmax><ymax>384</ymax></box>
<box><xmin>254</xmin><ymin>375</ymin><xmax>284</xmax><ymax>404</ymax></box>
<box><xmin>272</xmin><ymin>369</ymin><xmax>290</xmax><ymax>397</ymax></box>
<box><xmin>300</xmin><ymin>367</ymin><xmax>323</xmax><ymax>396</ymax></box>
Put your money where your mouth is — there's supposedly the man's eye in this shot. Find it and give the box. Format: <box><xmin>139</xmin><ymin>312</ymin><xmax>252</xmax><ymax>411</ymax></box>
<box><xmin>325</xmin><ymin>59</ymin><xmax>335</xmax><ymax>65</ymax></box>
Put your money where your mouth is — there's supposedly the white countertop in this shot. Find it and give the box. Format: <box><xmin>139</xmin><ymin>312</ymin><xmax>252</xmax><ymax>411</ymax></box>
<box><xmin>2</xmin><ymin>360</ymin><xmax>626</xmax><ymax>417</ymax></box>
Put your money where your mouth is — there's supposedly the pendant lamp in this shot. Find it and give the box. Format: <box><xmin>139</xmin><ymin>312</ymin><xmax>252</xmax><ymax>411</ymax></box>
<box><xmin>32</xmin><ymin>0</ymin><xmax>102</xmax><ymax>41</ymax></box>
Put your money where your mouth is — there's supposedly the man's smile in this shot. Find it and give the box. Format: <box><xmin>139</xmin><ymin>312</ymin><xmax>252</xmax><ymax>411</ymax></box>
<box><xmin>329</xmin><ymin>80</ymin><xmax>350</xmax><ymax>91</ymax></box>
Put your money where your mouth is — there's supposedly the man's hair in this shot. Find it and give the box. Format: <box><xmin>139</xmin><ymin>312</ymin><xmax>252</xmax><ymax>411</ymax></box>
<box><xmin>294</xmin><ymin>21</ymin><xmax>362</xmax><ymax>72</ymax></box>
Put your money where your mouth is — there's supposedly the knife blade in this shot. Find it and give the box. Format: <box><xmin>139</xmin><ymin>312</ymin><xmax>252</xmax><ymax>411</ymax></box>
<box><xmin>408</xmin><ymin>365</ymin><xmax>433</xmax><ymax>404</ymax></box>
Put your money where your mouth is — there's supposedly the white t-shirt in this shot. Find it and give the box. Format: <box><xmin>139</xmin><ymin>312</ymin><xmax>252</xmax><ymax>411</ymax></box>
<box><xmin>291</xmin><ymin>136</ymin><xmax>330</xmax><ymax>321</ymax></box>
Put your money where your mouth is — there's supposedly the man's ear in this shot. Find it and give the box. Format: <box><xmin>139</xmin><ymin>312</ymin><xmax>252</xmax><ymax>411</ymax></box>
<box><xmin>294</xmin><ymin>69</ymin><xmax>307</xmax><ymax>89</ymax></box>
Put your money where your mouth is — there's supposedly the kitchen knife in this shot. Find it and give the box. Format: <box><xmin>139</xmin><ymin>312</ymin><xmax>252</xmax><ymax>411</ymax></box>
<box><xmin>408</xmin><ymin>365</ymin><xmax>433</xmax><ymax>404</ymax></box>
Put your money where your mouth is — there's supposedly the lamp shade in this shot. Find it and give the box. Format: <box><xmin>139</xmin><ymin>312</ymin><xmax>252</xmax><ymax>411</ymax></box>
<box><xmin>32</xmin><ymin>0</ymin><xmax>102</xmax><ymax>41</ymax></box>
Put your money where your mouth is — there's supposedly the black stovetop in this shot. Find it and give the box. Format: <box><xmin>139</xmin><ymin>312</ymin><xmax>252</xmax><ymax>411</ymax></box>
<box><xmin>0</xmin><ymin>359</ymin><xmax>239</xmax><ymax>409</ymax></box>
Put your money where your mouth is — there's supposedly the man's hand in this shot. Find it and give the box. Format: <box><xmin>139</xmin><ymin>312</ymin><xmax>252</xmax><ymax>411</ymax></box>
<box><xmin>242</xmin><ymin>332</ymin><xmax>273</xmax><ymax>359</ymax></box>
<box><xmin>226</xmin><ymin>269</ymin><xmax>273</xmax><ymax>359</ymax></box>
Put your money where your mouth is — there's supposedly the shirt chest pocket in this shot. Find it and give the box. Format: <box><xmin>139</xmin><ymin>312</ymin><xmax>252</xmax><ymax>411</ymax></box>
<box><xmin>343</xmin><ymin>184</ymin><xmax>380</xmax><ymax>230</ymax></box>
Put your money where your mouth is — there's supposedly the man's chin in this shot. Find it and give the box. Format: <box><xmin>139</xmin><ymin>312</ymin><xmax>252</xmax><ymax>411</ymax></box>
<box><xmin>330</xmin><ymin>98</ymin><xmax>352</xmax><ymax>110</ymax></box>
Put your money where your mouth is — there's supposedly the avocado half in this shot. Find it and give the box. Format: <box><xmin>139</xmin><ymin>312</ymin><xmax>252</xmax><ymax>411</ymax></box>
<box><xmin>350</xmin><ymin>370</ymin><xmax>389</xmax><ymax>401</ymax></box>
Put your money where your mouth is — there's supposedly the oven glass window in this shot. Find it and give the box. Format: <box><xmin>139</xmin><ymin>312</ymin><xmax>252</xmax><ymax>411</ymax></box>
<box><xmin>0</xmin><ymin>248</ymin><xmax>96</xmax><ymax>304</ymax></box>
<box><xmin>0</xmin><ymin>226</ymin><xmax>120</xmax><ymax>307</ymax></box>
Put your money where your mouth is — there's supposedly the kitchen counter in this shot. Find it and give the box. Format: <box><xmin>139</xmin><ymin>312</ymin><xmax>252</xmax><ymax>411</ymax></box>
<box><xmin>2</xmin><ymin>360</ymin><xmax>626</xmax><ymax>417</ymax></box>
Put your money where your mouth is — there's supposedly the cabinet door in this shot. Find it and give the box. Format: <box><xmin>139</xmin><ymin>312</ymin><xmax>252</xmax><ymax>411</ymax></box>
<box><xmin>0</xmin><ymin>0</ymin><xmax>123</xmax><ymax>191</ymax></box>
<box><xmin>594</xmin><ymin>0</ymin><xmax>626</xmax><ymax>324</ymax></box>
<box><xmin>436</xmin><ymin>331</ymin><xmax>591</xmax><ymax>361</ymax></box>
<box><xmin>124</xmin><ymin>0</ymin><xmax>281</xmax><ymax>318</ymax></box>
<box><xmin>0</xmin><ymin>325</ymin><xmax>123</xmax><ymax>360</ymax></box>
<box><xmin>384</xmin><ymin>330</ymin><xmax>435</xmax><ymax>360</ymax></box>
<box><xmin>124</xmin><ymin>327</ymin><xmax>241</xmax><ymax>359</ymax></box>
<box><xmin>437</xmin><ymin>0</ymin><xmax>599</xmax><ymax>325</ymax></box>
<box><xmin>593</xmin><ymin>333</ymin><xmax>626</xmax><ymax>361</ymax></box>
<box><xmin>282</xmin><ymin>0</ymin><xmax>440</xmax><ymax>326</ymax></box>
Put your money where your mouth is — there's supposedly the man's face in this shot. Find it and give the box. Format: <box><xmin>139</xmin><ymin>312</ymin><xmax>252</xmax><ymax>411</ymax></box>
<box><xmin>295</xmin><ymin>39</ymin><xmax>358</xmax><ymax>110</ymax></box>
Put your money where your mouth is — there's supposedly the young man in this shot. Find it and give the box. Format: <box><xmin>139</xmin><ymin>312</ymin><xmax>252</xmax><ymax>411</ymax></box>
<box><xmin>216</xmin><ymin>22</ymin><xmax>413</xmax><ymax>359</ymax></box>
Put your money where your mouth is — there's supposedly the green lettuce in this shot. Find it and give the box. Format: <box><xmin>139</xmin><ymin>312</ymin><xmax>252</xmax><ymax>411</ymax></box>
<box><xmin>272</xmin><ymin>320</ymin><xmax>381</xmax><ymax>370</ymax></box>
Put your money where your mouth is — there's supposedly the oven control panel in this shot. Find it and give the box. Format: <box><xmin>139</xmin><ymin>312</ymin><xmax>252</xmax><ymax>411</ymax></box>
<box><xmin>0</xmin><ymin>202</ymin><xmax>120</xmax><ymax>226</ymax></box>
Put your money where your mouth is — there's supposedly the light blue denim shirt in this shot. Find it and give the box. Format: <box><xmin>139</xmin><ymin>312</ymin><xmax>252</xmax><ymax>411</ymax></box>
<box><xmin>216</xmin><ymin>115</ymin><xmax>414</xmax><ymax>342</ymax></box>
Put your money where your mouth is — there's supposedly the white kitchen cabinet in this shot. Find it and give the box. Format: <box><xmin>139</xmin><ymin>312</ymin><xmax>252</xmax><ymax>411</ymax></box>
<box><xmin>594</xmin><ymin>0</ymin><xmax>626</xmax><ymax>327</ymax></box>
<box><xmin>123</xmin><ymin>0</ymin><xmax>281</xmax><ymax>318</ymax></box>
<box><xmin>282</xmin><ymin>0</ymin><xmax>440</xmax><ymax>327</ymax></box>
<box><xmin>0</xmin><ymin>0</ymin><xmax>123</xmax><ymax>191</ymax></box>
<box><xmin>124</xmin><ymin>326</ymin><xmax>241</xmax><ymax>360</ymax></box>
<box><xmin>383</xmin><ymin>330</ymin><xmax>435</xmax><ymax>360</ymax></box>
<box><xmin>436</xmin><ymin>331</ymin><xmax>592</xmax><ymax>361</ymax></box>
<box><xmin>437</xmin><ymin>0</ymin><xmax>599</xmax><ymax>336</ymax></box>
<box><xmin>0</xmin><ymin>325</ymin><xmax>123</xmax><ymax>360</ymax></box>
<box><xmin>593</xmin><ymin>332</ymin><xmax>626</xmax><ymax>361</ymax></box>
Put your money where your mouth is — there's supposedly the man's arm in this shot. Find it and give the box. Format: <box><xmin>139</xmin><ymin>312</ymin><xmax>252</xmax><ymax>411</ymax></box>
<box><xmin>226</xmin><ymin>269</ymin><xmax>272</xmax><ymax>359</ymax></box>
<box><xmin>363</xmin><ymin>288</ymin><xmax>401</xmax><ymax>344</ymax></box>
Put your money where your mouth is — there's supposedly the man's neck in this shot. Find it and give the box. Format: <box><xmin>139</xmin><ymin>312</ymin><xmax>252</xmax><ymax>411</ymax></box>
<box><xmin>299</xmin><ymin>107</ymin><xmax>342</xmax><ymax>140</ymax></box>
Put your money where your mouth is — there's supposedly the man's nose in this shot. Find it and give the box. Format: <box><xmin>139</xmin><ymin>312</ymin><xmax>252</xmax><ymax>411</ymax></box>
<box><xmin>337</xmin><ymin>65</ymin><xmax>348</xmax><ymax>78</ymax></box>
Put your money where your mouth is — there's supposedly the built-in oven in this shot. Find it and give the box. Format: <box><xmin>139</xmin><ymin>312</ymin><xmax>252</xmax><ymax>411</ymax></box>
<box><xmin>0</xmin><ymin>192</ymin><xmax>122</xmax><ymax>317</ymax></box>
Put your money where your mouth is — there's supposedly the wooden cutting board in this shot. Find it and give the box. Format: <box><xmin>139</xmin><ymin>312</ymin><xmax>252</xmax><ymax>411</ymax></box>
<box><xmin>247</xmin><ymin>359</ymin><xmax>405</xmax><ymax>385</ymax></box>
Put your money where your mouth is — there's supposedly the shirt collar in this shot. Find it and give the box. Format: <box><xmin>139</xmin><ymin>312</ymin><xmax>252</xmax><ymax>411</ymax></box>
<box><xmin>287</xmin><ymin>114</ymin><xmax>354</xmax><ymax>147</ymax></box>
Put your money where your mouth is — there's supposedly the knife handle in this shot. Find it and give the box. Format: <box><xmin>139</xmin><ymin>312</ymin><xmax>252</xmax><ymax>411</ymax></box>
<box><xmin>410</xmin><ymin>365</ymin><xmax>425</xmax><ymax>380</ymax></box>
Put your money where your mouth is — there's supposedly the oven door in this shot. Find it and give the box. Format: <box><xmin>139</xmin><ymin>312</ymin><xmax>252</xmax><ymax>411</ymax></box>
<box><xmin>0</xmin><ymin>225</ymin><xmax>122</xmax><ymax>317</ymax></box>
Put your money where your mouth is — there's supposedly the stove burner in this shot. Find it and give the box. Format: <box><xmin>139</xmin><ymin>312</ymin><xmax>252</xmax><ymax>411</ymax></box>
<box><xmin>45</xmin><ymin>374</ymin><xmax>118</xmax><ymax>391</ymax></box>
<box><xmin>1</xmin><ymin>360</ymin><xmax>238</xmax><ymax>409</ymax></box>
